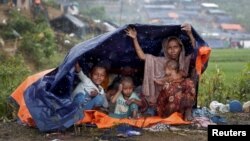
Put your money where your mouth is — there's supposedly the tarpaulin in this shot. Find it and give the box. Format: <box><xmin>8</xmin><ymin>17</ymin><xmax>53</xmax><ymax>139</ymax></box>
<box><xmin>10</xmin><ymin>24</ymin><xmax>211</xmax><ymax>132</ymax></box>
<box><xmin>79</xmin><ymin>110</ymin><xmax>189</xmax><ymax>128</ymax></box>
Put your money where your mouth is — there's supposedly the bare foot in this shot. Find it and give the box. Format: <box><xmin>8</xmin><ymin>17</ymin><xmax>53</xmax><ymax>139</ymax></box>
<box><xmin>132</xmin><ymin>110</ymin><xmax>139</xmax><ymax>119</ymax></box>
<box><xmin>184</xmin><ymin>108</ymin><xmax>193</xmax><ymax>121</ymax></box>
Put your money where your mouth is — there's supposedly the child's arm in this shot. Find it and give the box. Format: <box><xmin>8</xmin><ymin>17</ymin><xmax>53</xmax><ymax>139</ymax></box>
<box><xmin>75</xmin><ymin>62</ymin><xmax>94</xmax><ymax>85</ymax></box>
<box><xmin>111</xmin><ymin>84</ymin><xmax>122</xmax><ymax>104</ymax></box>
<box><xmin>127</xmin><ymin>98</ymin><xmax>142</xmax><ymax>107</ymax></box>
<box><xmin>154</xmin><ymin>76</ymin><xmax>167</xmax><ymax>85</ymax></box>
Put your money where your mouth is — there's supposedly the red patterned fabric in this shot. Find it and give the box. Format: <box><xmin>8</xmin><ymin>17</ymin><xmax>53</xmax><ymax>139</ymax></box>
<box><xmin>156</xmin><ymin>78</ymin><xmax>196</xmax><ymax>118</ymax></box>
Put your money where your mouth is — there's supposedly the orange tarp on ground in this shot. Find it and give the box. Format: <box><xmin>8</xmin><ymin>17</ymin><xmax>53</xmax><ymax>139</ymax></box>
<box><xmin>9</xmin><ymin>44</ymin><xmax>210</xmax><ymax>128</ymax></box>
<box><xmin>11</xmin><ymin>69</ymin><xmax>54</xmax><ymax>126</ymax></box>
<box><xmin>10</xmin><ymin>68</ymin><xmax>190</xmax><ymax>128</ymax></box>
<box><xmin>79</xmin><ymin>110</ymin><xmax>190</xmax><ymax>128</ymax></box>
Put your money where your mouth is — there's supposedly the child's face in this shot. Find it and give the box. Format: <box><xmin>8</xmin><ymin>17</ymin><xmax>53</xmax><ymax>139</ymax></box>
<box><xmin>91</xmin><ymin>67</ymin><xmax>106</xmax><ymax>85</ymax></box>
<box><xmin>165</xmin><ymin>67</ymin><xmax>175</xmax><ymax>76</ymax></box>
<box><xmin>122</xmin><ymin>82</ymin><xmax>134</xmax><ymax>97</ymax></box>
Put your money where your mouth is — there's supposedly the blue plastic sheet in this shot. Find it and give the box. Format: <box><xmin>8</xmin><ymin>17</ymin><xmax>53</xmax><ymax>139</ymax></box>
<box><xmin>24</xmin><ymin>24</ymin><xmax>208</xmax><ymax>132</ymax></box>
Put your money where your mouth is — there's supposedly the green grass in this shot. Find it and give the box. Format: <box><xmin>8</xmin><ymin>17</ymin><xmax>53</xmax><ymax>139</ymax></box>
<box><xmin>209</xmin><ymin>49</ymin><xmax>250</xmax><ymax>62</ymax></box>
<box><xmin>204</xmin><ymin>48</ymin><xmax>250</xmax><ymax>85</ymax></box>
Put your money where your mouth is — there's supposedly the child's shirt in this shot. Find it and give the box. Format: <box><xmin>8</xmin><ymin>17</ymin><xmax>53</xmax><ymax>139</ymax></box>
<box><xmin>72</xmin><ymin>70</ymin><xmax>109</xmax><ymax>108</ymax></box>
<box><xmin>114</xmin><ymin>92</ymin><xmax>140</xmax><ymax>115</ymax></box>
<box><xmin>72</xmin><ymin>70</ymin><xmax>104</xmax><ymax>98</ymax></box>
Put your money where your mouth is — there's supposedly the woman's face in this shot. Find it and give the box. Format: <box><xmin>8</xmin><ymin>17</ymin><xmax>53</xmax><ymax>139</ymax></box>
<box><xmin>166</xmin><ymin>40</ymin><xmax>182</xmax><ymax>60</ymax></box>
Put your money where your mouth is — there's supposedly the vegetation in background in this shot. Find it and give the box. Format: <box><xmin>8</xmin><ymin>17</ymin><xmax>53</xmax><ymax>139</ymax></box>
<box><xmin>199</xmin><ymin>66</ymin><xmax>226</xmax><ymax>106</ymax></box>
<box><xmin>80</xmin><ymin>6</ymin><xmax>108</xmax><ymax>21</ymax></box>
<box><xmin>1</xmin><ymin>9</ymin><xmax>63</xmax><ymax>70</ymax></box>
<box><xmin>198</xmin><ymin>49</ymin><xmax>250</xmax><ymax>107</ymax></box>
<box><xmin>0</xmin><ymin>53</ymin><xmax>30</xmax><ymax>118</ymax></box>
<box><xmin>206</xmin><ymin>49</ymin><xmax>250</xmax><ymax>84</ymax></box>
<box><xmin>43</xmin><ymin>0</ymin><xmax>59</xmax><ymax>9</ymax></box>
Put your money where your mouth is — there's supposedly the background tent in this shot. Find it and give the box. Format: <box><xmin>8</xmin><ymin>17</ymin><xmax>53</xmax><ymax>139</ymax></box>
<box><xmin>11</xmin><ymin>24</ymin><xmax>210</xmax><ymax>132</ymax></box>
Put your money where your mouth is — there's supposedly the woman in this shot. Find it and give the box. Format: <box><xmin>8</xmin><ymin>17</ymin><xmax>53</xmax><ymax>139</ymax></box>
<box><xmin>125</xmin><ymin>23</ymin><xmax>196</xmax><ymax>116</ymax></box>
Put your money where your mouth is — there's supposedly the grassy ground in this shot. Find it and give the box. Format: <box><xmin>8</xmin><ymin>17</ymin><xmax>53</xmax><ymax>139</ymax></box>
<box><xmin>205</xmin><ymin>48</ymin><xmax>250</xmax><ymax>85</ymax></box>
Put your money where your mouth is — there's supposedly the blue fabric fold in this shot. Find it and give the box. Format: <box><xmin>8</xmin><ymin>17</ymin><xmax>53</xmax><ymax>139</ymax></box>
<box><xmin>24</xmin><ymin>24</ymin><xmax>208</xmax><ymax>132</ymax></box>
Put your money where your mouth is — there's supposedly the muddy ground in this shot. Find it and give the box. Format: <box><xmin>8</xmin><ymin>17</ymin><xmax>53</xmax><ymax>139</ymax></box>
<box><xmin>0</xmin><ymin>112</ymin><xmax>249</xmax><ymax>141</ymax></box>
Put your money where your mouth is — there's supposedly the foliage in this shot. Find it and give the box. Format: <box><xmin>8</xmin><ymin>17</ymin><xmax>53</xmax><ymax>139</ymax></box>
<box><xmin>199</xmin><ymin>66</ymin><xmax>227</xmax><ymax>107</ymax></box>
<box><xmin>209</xmin><ymin>49</ymin><xmax>250</xmax><ymax>62</ymax></box>
<box><xmin>80</xmin><ymin>6</ymin><xmax>107</xmax><ymax>20</ymax></box>
<box><xmin>199</xmin><ymin>63</ymin><xmax>250</xmax><ymax>107</ymax></box>
<box><xmin>13</xmin><ymin>14</ymin><xmax>57</xmax><ymax>69</ymax></box>
<box><xmin>8</xmin><ymin>10</ymin><xmax>35</xmax><ymax>34</ymax></box>
<box><xmin>227</xmin><ymin>63</ymin><xmax>250</xmax><ymax>101</ymax></box>
<box><xmin>206</xmin><ymin>49</ymin><xmax>250</xmax><ymax>85</ymax></box>
<box><xmin>0</xmin><ymin>9</ymin><xmax>58</xmax><ymax>70</ymax></box>
<box><xmin>43</xmin><ymin>0</ymin><xmax>59</xmax><ymax>9</ymax></box>
<box><xmin>0</xmin><ymin>53</ymin><xmax>30</xmax><ymax>118</ymax></box>
<box><xmin>0</xmin><ymin>10</ymin><xmax>34</xmax><ymax>39</ymax></box>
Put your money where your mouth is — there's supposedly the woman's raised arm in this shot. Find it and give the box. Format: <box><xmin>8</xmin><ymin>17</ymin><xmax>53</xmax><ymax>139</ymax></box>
<box><xmin>125</xmin><ymin>27</ymin><xmax>146</xmax><ymax>60</ymax></box>
<box><xmin>181</xmin><ymin>23</ymin><xmax>196</xmax><ymax>48</ymax></box>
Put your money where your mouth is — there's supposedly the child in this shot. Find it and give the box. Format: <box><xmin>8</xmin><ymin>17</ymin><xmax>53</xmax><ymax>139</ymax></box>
<box><xmin>72</xmin><ymin>62</ymin><xmax>109</xmax><ymax>111</ymax></box>
<box><xmin>155</xmin><ymin>60</ymin><xmax>195</xmax><ymax>121</ymax></box>
<box><xmin>110</xmin><ymin>76</ymin><xmax>142</xmax><ymax>118</ymax></box>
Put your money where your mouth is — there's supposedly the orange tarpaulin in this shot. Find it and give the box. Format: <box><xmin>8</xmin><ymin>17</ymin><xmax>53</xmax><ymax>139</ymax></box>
<box><xmin>9</xmin><ymin>46</ymin><xmax>210</xmax><ymax>128</ymax></box>
<box><xmin>11</xmin><ymin>69</ymin><xmax>54</xmax><ymax>126</ymax></box>
<box><xmin>196</xmin><ymin>46</ymin><xmax>211</xmax><ymax>76</ymax></box>
<box><xmin>10</xmin><ymin>68</ymin><xmax>190</xmax><ymax>128</ymax></box>
<box><xmin>78</xmin><ymin>110</ymin><xmax>190</xmax><ymax>128</ymax></box>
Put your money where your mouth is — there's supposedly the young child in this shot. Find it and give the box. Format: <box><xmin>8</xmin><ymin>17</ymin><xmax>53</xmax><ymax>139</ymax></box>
<box><xmin>154</xmin><ymin>60</ymin><xmax>183</xmax><ymax>89</ymax></box>
<box><xmin>155</xmin><ymin>60</ymin><xmax>195</xmax><ymax>121</ymax></box>
<box><xmin>72</xmin><ymin>62</ymin><xmax>109</xmax><ymax>111</ymax></box>
<box><xmin>110</xmin><ymin>76</ymin><xmax>142</xmax><ymax>119</ymax></box>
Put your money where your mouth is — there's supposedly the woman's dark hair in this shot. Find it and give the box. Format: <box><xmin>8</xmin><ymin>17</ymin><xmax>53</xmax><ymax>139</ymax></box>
<box><xmin>161</xmin><ymin>36</ymin><xmax>187</xmax><ymax>76</ymax></box>
<box><xmin>162</xmin><ymin>36</ymin><xmax>184</xmax><ymax>51</ymax></box>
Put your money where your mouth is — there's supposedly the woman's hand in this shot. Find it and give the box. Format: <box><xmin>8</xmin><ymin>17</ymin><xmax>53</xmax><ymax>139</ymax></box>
<box><xmin>125</xmin><ymin>27</ymin><xmax>137</xmax><ymax>39</ymax></box>
<box><xmin>181</xmin><ymin>23</ymin><xmax>192</xmax><ymax>36</ymax></box>
<box><xmin>181</xmin><ymin>23</ymin><xmax>195</xmax><ymax>47</ymax></box>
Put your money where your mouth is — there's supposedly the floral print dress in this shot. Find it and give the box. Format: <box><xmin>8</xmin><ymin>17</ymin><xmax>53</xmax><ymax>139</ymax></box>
<box><xmin>156</xmin><ymin>78</ymin><xmax>196</xmax><ymax>118</ymax></box>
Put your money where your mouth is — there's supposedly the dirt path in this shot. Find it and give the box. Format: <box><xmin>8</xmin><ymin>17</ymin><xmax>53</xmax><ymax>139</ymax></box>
<box><xmin>0</xmin><ymin>121</ymin><xmax>207</xmax><ymax>141</ymax></box>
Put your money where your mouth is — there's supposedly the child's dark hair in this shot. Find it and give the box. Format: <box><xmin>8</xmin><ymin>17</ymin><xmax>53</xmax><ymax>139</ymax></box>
<box><xmin>121</xmin><ymin>76</ymin><xmax>134</xmax><ymax>86</ymax></box>
<box><xmin>90</xmin><ymin>64</ymin><xmax>108</xmax><ymax>75</ymax></box>
<box><xmin>165</xmin><ymin>60</ymin><xmax>179</xmax><ymax>71</ymax></box>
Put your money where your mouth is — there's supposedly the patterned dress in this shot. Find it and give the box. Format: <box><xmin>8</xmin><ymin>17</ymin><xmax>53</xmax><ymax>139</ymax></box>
<box><xmin>156</xmin><ymin>78</ymin><xmax>196</xmax><ymax>118</ymax></box>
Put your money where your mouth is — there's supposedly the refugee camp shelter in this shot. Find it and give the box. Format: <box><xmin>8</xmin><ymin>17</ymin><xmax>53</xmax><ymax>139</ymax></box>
<box><xmin>50</xmin><ymin>13</ymin><xmax>86</xmax><ymax>38</ymax></box>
